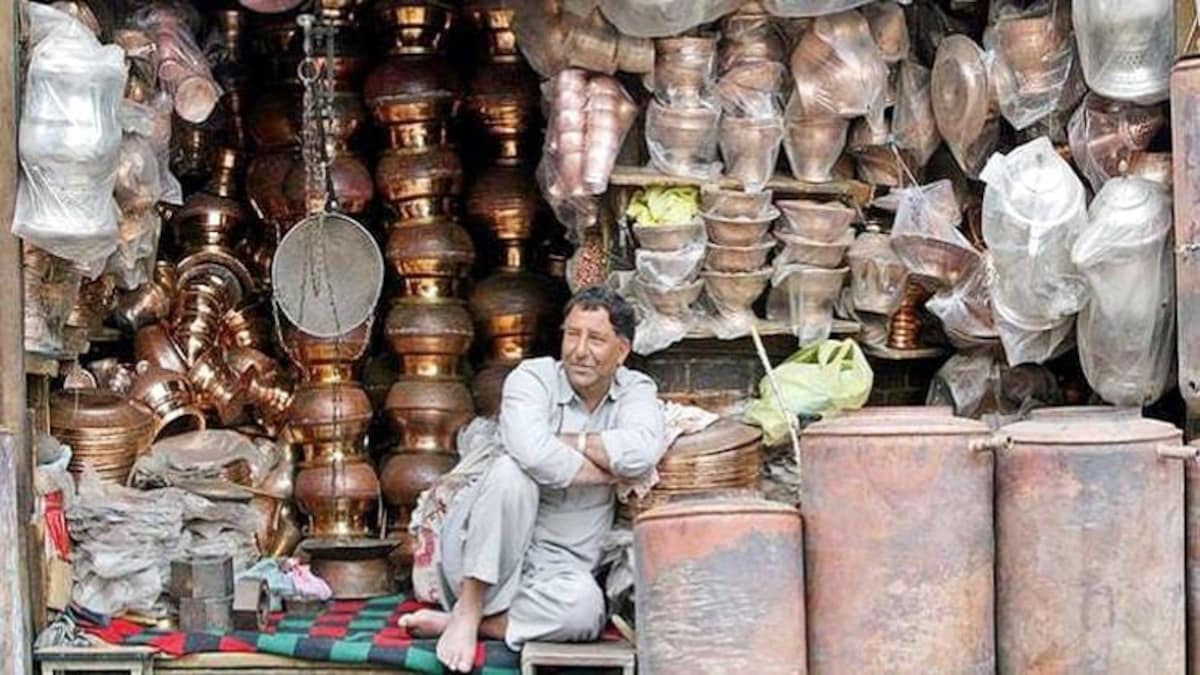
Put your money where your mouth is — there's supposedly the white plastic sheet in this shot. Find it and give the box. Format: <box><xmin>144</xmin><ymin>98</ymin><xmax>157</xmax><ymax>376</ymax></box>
<box><xmin>1073</xmin><ymin>0</ymin><xmax>1173</xmax><ymax>104</ymax></box>
<box><xmin>597</xmin><ymin>0</ymin><xmax>743</xmax><ymax>38</ymax></box>
<box><xmin>984</xmin><ymin>5</ymin><xmax>1076</xmax><ymax>130</ymax></box>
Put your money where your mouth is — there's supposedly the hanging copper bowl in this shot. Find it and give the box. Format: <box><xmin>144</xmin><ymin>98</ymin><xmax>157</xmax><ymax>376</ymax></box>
<box><xmin>293</xmin><ymin>460</ymin><xmax>380</xmax><ymax>538</ymax></box>
<box><xmin>384</xmin><ymin>219</ymin><xmax>475</xmax><ymax>297</ymax></box>
<box><xmin>128</xmin><ymin>361</ymin><xmax>207</xmax><ymax>440</ymax></box>
<box><xmin>376</xmin><ymin>145</ymin><xmax>463</xmax><ymax>222</ymax></box>
<box><xmin>383</xmin><ymin>376</ymin><xmax>474</xmax><ymax>453</ymax></box>
<box><xmin>364</xmin><ymin>54</ymin><xmax>460</xmax><ymax>127</ymax></box>
<box><xmin>375</xmin><ymin>0</ymin><xmax>455</xmax><ymax>54</ymax></box>
<box><xmin>285</xmin><ymin>381</ymin><xmax>374</xmax><ymax>445</ymax></box>
<box><xmin>466</xmin><ymin>165</ymin><xmax>540</xmax><ymax>244</ymax></box>
<box><xmin>380</xmin><ymin>450</ymin><xmax>458</xmax><ymax>508</ymax></box>
<box><xmin>384</xmin><ymin>297</ymin><xmax>474</xmax><ymax>377</ymax></box>
<box><xmin>469</xmin><ymin>266</ymin><xmax>555</xmax><ymax>365</ymax></box>
<box><xmin>50</xmin><ymin>388</ymin><xmax>155</xmax><ymax>484</ymax></box>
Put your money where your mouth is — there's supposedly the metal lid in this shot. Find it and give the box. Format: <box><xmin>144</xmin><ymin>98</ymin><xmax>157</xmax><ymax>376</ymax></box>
<box><xmin>803</xmin><ymin>406</ymin><xmax>989</xmax><ymax>437</ymax></box>
<box><xmin>667</xmin><ymin>419</ymin><xmax>762</xmax><ymax>458</ymax></box>
<box><xmin>50</xmin><ymin>389</ymin><xmax>154</xmax><ymax>431</ymax></box>
<box><xmin>271</xmin><ymin>212</ymin><xmax>384</xmax><ymax>338</ymax></box>
<box><xmin>931</xmin><ymin>35</ymin><xmax>992</xmax><ymax>152</ymax></box>
<box><xmin>1002</xmin><ymin>406</ymin><xmax>1181</xmax><ymax>445</ymax></box>
<box><xmin>635</xmin><ymin>496</ymin><xmax>799</xmax><ymax>526</ymax></box>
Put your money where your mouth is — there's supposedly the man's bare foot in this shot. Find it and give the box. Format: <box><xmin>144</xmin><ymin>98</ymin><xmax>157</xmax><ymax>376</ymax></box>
<box><xmin>436</xmin><ymin>607</ymin><xmax>481</xmax><ymax>673</ymax></box>
<box><xmin>397</xmin><ymin>609</ymin><xmax>450</xmax><ymax>637</ymax></box>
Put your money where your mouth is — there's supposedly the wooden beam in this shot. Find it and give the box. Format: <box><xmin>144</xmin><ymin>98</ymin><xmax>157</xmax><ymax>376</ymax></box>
<box><xmin>0</xmin><ymin>0</ymin><xmax>33</xmax><ymax>672</ymax></box>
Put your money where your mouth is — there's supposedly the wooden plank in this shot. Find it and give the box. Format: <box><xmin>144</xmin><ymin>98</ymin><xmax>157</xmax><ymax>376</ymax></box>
<box><xmin>1180</xmin><ymin>0</ymin><xmax>1198</xmax><ymax>58</ymax></box>
<box><xmin>608</xmin><ymin>165</ymin><xmax>875</xmax><ymax>207</ymax></box>
<box><xmin>521</xmin><ymin>640</ymin><xmax>635</xmax><ymax>665</ymax></box>
<box><xmin>157</xmin><ymin>652</ymin><xmax>417</xmax><ymax>674</ymax></box>
<box><xmin>861</xmin><ymin>343</ymin><xmax>949</xmax><ymax>361</ymax></box>
<box><xmin>683</xmin><ymin>318</ymin><xmax>860</xmax><ymax>340</ymax></box>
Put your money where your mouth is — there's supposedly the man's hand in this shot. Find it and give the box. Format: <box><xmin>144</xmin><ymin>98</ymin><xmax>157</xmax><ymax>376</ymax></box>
<box><xmin>569</xmin><ymin>455</ymin><xmax>616</xmax><ymax>486</ymax></box>
<box><xmin>559</xmin><ymin>433</ymin><xmax>612</xmax><ymax>472</ymax></box>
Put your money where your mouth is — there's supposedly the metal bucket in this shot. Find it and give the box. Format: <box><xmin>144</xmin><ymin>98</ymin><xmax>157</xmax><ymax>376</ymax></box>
<box><xmin>635</xmin><ymin>497</ymin><xmax>806</xmax><ymax>675</ymax></box>
<box><xmin>800</xmin><ymin>406</ymin><xmax>995</xmax><ymax>674</ymax></box>
<box><xmin>998</xmin><ymin>406</ymin><xmax>1185</xmax><ymax>673</ymax></box>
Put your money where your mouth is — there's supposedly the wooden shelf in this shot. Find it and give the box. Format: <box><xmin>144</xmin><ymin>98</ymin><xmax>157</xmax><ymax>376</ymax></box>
<box><xmin>608</xmin><ymin>165</ymin><xmax>875</xmax><ymax>208</ymax></box>
<box><xmin>24</xmin><ymin>352</ymin><xmax>63</xmax><ymax>377</ymax></box>
<box><xmin>861</xmin><ymin>343</ymin><xmax>949</xmax><ymax>361</ymax></box>
<box><xmin>683</xmin><ymin>318</ymin><xmax>860</xmax><ymax>340</ymax></box>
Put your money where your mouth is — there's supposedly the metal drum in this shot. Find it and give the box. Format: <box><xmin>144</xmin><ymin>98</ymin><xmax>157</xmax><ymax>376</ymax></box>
<box><xmin>801</xmin><ymin>406</ymin><xmax>995</xmax><ymax>674</ymax></box>
<box><xmin>997</xmin><ymin>406</ymin><xmax>1185</xmax><ymax>674</ymax></box>
<box><xmin>1188</xmin><ymin>453</ymin><xmax>1200</xmax><ymax>675</ymax></box>
<box><xmin>635</xmin><ymin>497</ymin><xmax>806</xmax><ymax>675</ymax></box>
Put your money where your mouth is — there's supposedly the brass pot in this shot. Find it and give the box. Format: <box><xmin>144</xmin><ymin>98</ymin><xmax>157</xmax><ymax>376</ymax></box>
<box><xmin>646</xmin><ymin>100</ymin><xmax>721</xmax><ymax>176</ymax></box>
<box><xmin>50</xmin><ymin>389</ymin><xmax>155</xmax><ymax>484</ymax></box>
<box><xmin>364</xmin><ymin>54</ymin><xmax>460</xmax><ymax>127</ymax></box>
<box><xmin>376</xmin><ymin>145</ymin><xmax>463</xmax><ymax>222</ymax></box>
<box><xmin>383</xmin><ymin>115</ymin><xmax>453</xmax><ymax>151</ymax></box>
<box><xmin>468</xmin><ymin>262</ymin><xmax>556</xmax><ymax>365</ymax></box>
<box><xmin>134</xmin><ymin>323</ymin><xmax>189</xmax><ymax>375</ymax></box>
<box><xmin>384</xmin><ymin>297</ymin><xmax>474</xmax><ymax>376</ymax></box>
<box><xmin>783</xmin><ymin>114</ymin><xmax>849</xmax><ymax>183</ymax></box>
<box><xmin>384</xmin><ymin>219</ymin><xmax>475</xmax><ymax>298</ymax></box>
<box><xmin>375</xmin><ymin>0</ymin><xmax>456</xmax><ymax>54</ymax></box>
<box><xmin>384</xmin><ymin>376</ymin><xmax>474</xmax><ymax>453</ymax></box>
<box><xmin>128</xmin><ymin>362</ymin><xmax>207</xmax><ymax>440</ymax></box>
<box><xmin>283</xmin><ymin>323</ymin><xmax>372</xmax><ymax>376</ymax></box>
<box><xmin>654</xmin><ymin>34</ymin><xmax>718</xmax><ymax>101</ymax></box>
<box><xmin>284</xmin><ymin>147</ymin><xmax>375</xmax><ymax>217</ymax></box>
<box><xmin>219</xmin><ymin>306</ymin><xmax>271</xmax><ymax>352</ymax></box>
<box><xmin>172</xmin><ymin>191</ymin><xmax>248</xmax><ymax>253</ymax></box>
<box><xmin>466</xmin><ymin>165</ymin><xmax>539</xmax><ymax>244</ymax></box>
<box><xmin>113</xmin><ymin>282</ymin><xmax>172</xmax><ymax>333</ymax></box>
<box><xmin>188</xmin><ymin>350</ymin><xmax>250</xmax><ymax>426</ymax></box>
<box><xmin>247</xmin><ymin>150</ymin><xmax>302</xmax><ymax>228</ymax></box>
<box><xmin>247</xmin><ymin>83</ymin><xmax>302</xmax><ymax>150</ymax></box>
<box><xmin>380</xmin><ymin>451</ymin><xmax>457</xmax><ymax>508</ymax></box>
<box><xmin>294</xmin><ymin>460</ymin><xmax>380</xmax><ymax>538</ymax></box>
<box><xmin>297</xmin><ymin>440</ymin><xmax>368</xmax><ymax>469</ymax></box>
<box><xmin>285</xmin><ymin>381</ymin><xmax>374</xmax><ymax>445</ymax></box>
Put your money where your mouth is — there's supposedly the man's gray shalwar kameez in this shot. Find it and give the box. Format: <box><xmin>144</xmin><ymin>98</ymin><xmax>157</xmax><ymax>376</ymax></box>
<box><xmin>436</xmin><ymin>356</ymin><xmax>665</xmax><ymax>650</ymax></box>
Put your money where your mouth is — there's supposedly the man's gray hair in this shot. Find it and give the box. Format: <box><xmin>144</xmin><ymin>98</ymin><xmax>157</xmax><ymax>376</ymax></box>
<box><xmin>563</xmin><ymin>286</ymin><xmax>636</xmax><ymax>342</ymax></box>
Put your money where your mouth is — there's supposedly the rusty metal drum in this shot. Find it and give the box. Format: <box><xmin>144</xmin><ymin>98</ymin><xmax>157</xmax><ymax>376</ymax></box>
<box><xmin>635</xmin><ymin>497</ymin><xmax>806</xmax><ymax>675</ymax></box>
<box><xmin>801</xmin><ymin>406</ymin><xmax>995</xmax><ymax>674</ymax></box>
<box><xmin>997</xmin><ymin>406</ymin><xmax>1185</xmax><ymax>674</ymax></box>
<box><xmin>1187</xmin><ymin>451</ymin><xmax>1200</xmax><ymax>675</ymax></box>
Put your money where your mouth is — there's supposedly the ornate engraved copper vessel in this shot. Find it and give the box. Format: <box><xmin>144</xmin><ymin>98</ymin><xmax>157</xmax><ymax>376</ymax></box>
<box><xmin>384</xmin><ymin>376</ymin><xmax>474</xmax><ymax>453</ymax></box>
<box><xmin>384</xmin><ymin>297</ymin><xmax>474</xmax><ymax>377</ymax></box>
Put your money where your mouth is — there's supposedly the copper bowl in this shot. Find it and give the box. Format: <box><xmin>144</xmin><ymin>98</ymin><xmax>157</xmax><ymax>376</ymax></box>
<box><xmin>705</xmin><ymin>240</ymin><xmax>775</xmax><ymax>273</ymax></box>
<box><xmin>285</xmin><ymin>381</ymin><xmax>374</xmax><ymax>445</ymax></box>
<box><xmin>134</xmin><ymin>323</ymin><xmax>189</xmax><ymax>375</ymax></box>
<box><xmin>466</xmin><ymin>165</ymin><xmax>540</xmax><ymax>244</ymax></box>
<box><xmin>294</xmin><ymin>460</ymin><xmax>380</xmax><ymax>538</ymax></box>
<box><xmin>646</xmin><ymin>100</ymin><xmax>721</xmax><ymax>175</ymax></box>
<box><xmin>384</xmin><ymin>297</ymin><xmax>474</xmax><ymax>376</ymax></box>
<box><xmin>774</xmin><ymin>228</ymin><xmax>855</xmax><ymax>268</ymax></box>
<box><xmin>364</xmin><ymin>55</ymin><xmax>460</xmax><ymax>127</ymax></box>
<box><xmin>775</xmin><ymin>199</ymin><xmax>856</xmax><ymax>242</ymax></box>
<box><xmin>654</xmin><ymin>34</ymin><xmax>718</xmax><ymax>100</ymax></box>
<box><xmin>931</xmin><ymin>35</ymin><xmax>998</xmax><ymax>175</ymax></box>
<box><xmin>890</xmin><ymin>234</ymin><xmax>982</xmax><ymax>288</ymax></box>
<box><xmin>376</xmin><ymin>146</ymin><xmax>463</xmax><ymax>219</ymax></box>
<box><xmin>703</xmin><ymin>207</ymin><xmax>780</xmax><ymax>247</ymax></box>
<box><xmin>790</xmin><ymin>11</ymin><xmax>888</xmax><ymax>118</ymax></box>
<box><xmin>700</xmin><ymin>188</ymin><xmax>774</xmax><ymax>220</ymax></box>
<box><xmin>718</xmin><ymin>116</ymin><xmax>784</xmax><ymax>190</ymax></box>
<box><xmin>384</xmin><ymin>376</ymin><xmax>475</xmax><ymax>453</ymax></box>
<box><xmin>862</xmin><ymin>1</ymin><xmax>909</xmax><ymax>64</ymax></box>
<box><xmin>634</xmin><ymin>277</ymin><xmax>704</xmax><ymax>317</ymax></box>
<box><xmin>702</xmin><ymin>269</ymin><xmax>772</xmax><ymax>311</ymax></box>
<box><xmin>128</xmin><ymin>362</ymin><xmax>206</xmax><ymax>440</ymax></box>
<box><xmin>50</xmin><ymin>389</ymin><xmax>155</xmax><ymax>484</ymax></box>
<box><xmin>283</xmin><ymin>324</ymin><xmax>372</xmax><ymax>374</ymax></box>
<box><xmin>769</xmin><ymin>264</ymin><xmax>850</xmax><ymax>337</ymax></box>
<box><xmin>375</xmin><ymin>0</ymin><xmax>455</xmax><ymax>54</ymax></box>
<box><xmin>384</xmin><ymin>220</ymin><xmax>475</xmax><ymax>296</ymax></box>
<box><xmin>632</xmin><ymin>222</ymin><xmax>705</xmax><ymax>252</ymax></box>
<box><xmin>380</xmin><ymin>451</ymin><xmax>458</xmax><ymax>508</ymax></box>
<box><xmin>783</xmin><ymin>114</ymin><xmax>850</xmax><ymax>183</ymax></box>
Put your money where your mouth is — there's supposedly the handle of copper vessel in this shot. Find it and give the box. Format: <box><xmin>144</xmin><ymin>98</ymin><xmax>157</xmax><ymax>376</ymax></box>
<box><xmin>1156</xmin><ymin>444</ymin><xmax>1200</xmax><ymax>461</ymax></box>
<box><xmin>967</xmin><ymin>434</ymin><xmax>1010</xmax><ymax>453</ymax></box>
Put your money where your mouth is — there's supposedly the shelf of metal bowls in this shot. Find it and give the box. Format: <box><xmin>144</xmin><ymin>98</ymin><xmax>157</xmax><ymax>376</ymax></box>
<box><xmin>996</xmin><ymin>407</ymin><xmax>1186</xmax><ymax>674</ymax></box>
<box><xmin>631</xmin><ymin>219</ymin><xmax>707</xmax><ymax>322</ymax></box>
<box><xmin>801</xmin><ymin>406</ymin><xmax>999</xmax><ymax>674</ymax></box>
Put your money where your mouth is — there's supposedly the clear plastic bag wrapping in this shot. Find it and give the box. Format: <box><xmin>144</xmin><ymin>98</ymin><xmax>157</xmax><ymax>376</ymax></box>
<box><xmin>14</xmin><ymin>4</ymin><xmax>126</xmax><ymax>275</ymax></box>
<box><xmin>766</xmin><ymin>263</ymin><xmax>847</xmax><ymax>344</ymax></box>
<box><xmin>719</xmin><ymin>114</ymin><xmax>784</xmax><ymax>192</ymax></box>
<box><xmin>23</xmin><ymin>246</ymin><xmax>84</xmax><ymax>355</ymax></box>
<box><xmin>1073</xmin><ymin>0</ymin><xmax>1173</xmax><ymax>105</ymax></box>
<box><xmin>719</xmin><ymin>12</ymin><xmax>786</xmax><ymax>71</ymax></box>
<box><xmin>983</xmin><ymin>5</ymin><xmax>1076</xmax><ymax>131</ymax></box>
<box><xmin>597</xmin><ymin>0</ymin><xmax>744</xmax><ymax>39</ymax></box>
<box><xmin>927</xmin><ymin>253</ymin><xmax>999</xmax><ymax>349</ymax></box>
<box><xmin>131</xmin><ymin>2</ymin><xmax>222</xmax><ymax>123</ymax></box>
<box><xmin>1067</xmin><ymin>93</ymin><xmax>1166</xmax><ymax>193</ymax></box>
<box><xmin>980</xmin><ymin>137</ymin><xmax>1087</xmax><ymax>329</ymax></box>
<box><xmin>1071</xmin><ymin>177</ymin><xmax>1174</xmax><ymax>406</ymax></box>
<box><xmin>717</xmin><ymin>62</ymin><xmax>787</xmax><ymax>118</ymax></box>
<box><xmin>781</xmin><ymin>93</ymin><xmax>849</xmax><ymax>183</ymax></box>
<box><xmin>652</xmin><ymin>34</ymin><xmax>719</xmax><ymax>105</ymax></box>
<box><xmin>610</xmin><ymin>270</ymin><xmax>700</xmax><ymax>355</ymax></box>
<box><xmin>992</xmin><ymin>298</ymin><xmax>1074</xmax><ymax>366</ymax></box>
<box><xmin>645</xmin><ymin>98</ymin><xmax>722</xmax><ymax>180</ymax></box>
<box><xmin>788</xmin><ymin>9</ymin><xmax>889</xmax><ymax>121</ymax></box>
<box><xmin>892</xmin><ymin>60</ymin><xmax>941</xmax><ymax>169</ymax></box>
<box><xmin>890</xmin><ymin>179</ymin><xmax>974</xmax><ymax>248</ymax></box>
<box><xmin>927</xmin><ymin>349</ymin><xmax>1062</xmax><ymax>421</ymax></box>
<box><xmin>635</xmin><ymin>239</ymin><xmax>706</xmax><ymax>286</ymax></box>
<box><xmin>762</xmin><ymin>0</ymin><xmax>882</xmax><ymax>18</ymax></box>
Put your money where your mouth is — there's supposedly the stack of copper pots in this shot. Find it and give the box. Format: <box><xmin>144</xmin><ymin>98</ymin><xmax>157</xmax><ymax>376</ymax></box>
<box><xmin>51</xmin><ymin>388</ymin><xmax>156</xmax><ymax>484</ymax></box>
<box><xmin>246</xmin><ymin>11</ymin><xmax>304</xmax><ymax>233</ymax></box>
<box><xmin>370</xmin><ymin>1</ymin><xmax>476</xmax><ymax>552</ymax></box>
<box><xmin>465</xmin><ymin>1</ymin><xmax>558</xmax><ymax>410</ymax></box>
<box><xmin>284</xmin><ymin>324</ymin><xmax>379</xmax><ymax>539</ymax></box>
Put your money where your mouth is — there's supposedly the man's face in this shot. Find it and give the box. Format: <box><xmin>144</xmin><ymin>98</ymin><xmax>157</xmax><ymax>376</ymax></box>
<box><xmin>561</xmin><ymin>305</ymin><xmax>630</xmax><ymax>393</ymax></box>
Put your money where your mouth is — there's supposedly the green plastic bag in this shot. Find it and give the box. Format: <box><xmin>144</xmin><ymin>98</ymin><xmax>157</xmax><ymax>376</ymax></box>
<box><xmin>744</xmin><ymin>339</ymin><xmax>874</xmax><ymax>446</ymax></box>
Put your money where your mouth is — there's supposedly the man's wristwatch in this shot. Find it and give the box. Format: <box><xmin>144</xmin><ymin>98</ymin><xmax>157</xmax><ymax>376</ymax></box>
<box><xmin>576</xmin><ymin>431</ymin><xmax>588</xmax><ymax>455</ymax></box>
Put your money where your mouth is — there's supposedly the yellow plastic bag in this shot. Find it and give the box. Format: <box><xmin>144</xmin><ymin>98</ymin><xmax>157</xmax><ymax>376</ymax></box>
<box><xmin>744</xmin><ymin>339</ymin><xmax>873</xmax><ymax>445</ymax></box>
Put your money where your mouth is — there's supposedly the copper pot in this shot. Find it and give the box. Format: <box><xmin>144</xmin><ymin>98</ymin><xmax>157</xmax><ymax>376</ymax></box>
<box><xmin>1126</xmin><ymin>151</ymin><xmax>1172</xmax><ymax>188</ymax></box>
<box><xmin>248</xmin><ymin>496</ymin><xmax>302</xmax><ymax>559</ymax></box>
<box><xmin>225</xmin><ymin>346</ymin><xmax>294</xmax><ymax>427</ymax></box>
<box><xmin>376</xmin><ymin>146</ymin><xmax>463</xmax><ymax>222</ymax></box>
<box><xmin>468</xmin><ymin>260</ymin><xmax>556</xmax><ymax>365</ymax></box>
<box><xmin>1068</xmin><ymin>93</ymin><xmax>1166</xmax><ymax>192</ymax></box>
<box><xmin>384</xmin><ymin>376</ymin><xmax>474</xmax><ymax>453</ymax></box>
<box><xmin>219</xmin><ymin>306</ymin><xmax>271</xmax><ymax>352</ymax></box>
<box><xmin>654</xmin><ymin>34</ymin><xmax>718</xmax><ymax>102</ymax></box>
<box><xmin>248</xmin><ymin>83</ymin><xmax>302</xmax><ymax>150</ymax></box>
<box><xmin>134</xmin><ymin>323</ymin><xmax>189</xmax><ymax>375</ymax></box>
<box><xmin>646</xmin><ymin>100</ymin><xmax>721</xmax><ymax>177</ymax></box>
<box><xmin>466</xmin><ymin>165</ymin><xmax>539</xmax><ymax>244</ymax></box>
<box><xmin>384</xmin><ymin>219</ymin><xmax>475</xmax><ymax>298</ymax></box>
<box><xmin>285</xmin><ymin>381</ymin><xmax>374</xmax><ymax>445</ymax></box>
<box><xmin>277</xmin><ymin>43</ymin><xmax>369</xmax><ymax>88</ymax></box>
<box><xmin>247</xmin><ymin>151</ymin><xmax>302</xmax><ymax>228</ymax></box>
<box><xmin>297</xmin><ymin>440</ymin><xmax>369</xmax><ymax>469</ymax></box>
<box><xmin>790</xmin><ymin>11</ymin><xmax>889</xmax><ymax>118</ymax></box>
<box><xmin>283</xmin><ymin>323</ymin><xmax>372</xmax><ymax>377</ymax></box>
<box><xmin>188</xmin><ymin>350</ymin><xmax>250</xmax><ymax>426</ymax></box>
<box><xmin>380</xmin><ymin>451</ymin><xmax>457</xmax><ymax>508</ymax></box>
<box><xmin>931</xmin><ymin>35</ymin><xmax>999</xmax><ymax>176</ymax></box>
<box><xmin>375</xmin><ymin>0</ymin><xmax>455</xmax><ymax>55</ymax></box>
<box><xmin>364</xmin><ymin>55</ymin><xmax>460</xmax><ymax>127</ymax></box>
<box><xmin>283</xmin><ymin>147</ymin><xmax>375</xmax><ymax>218</ymax></box>
<box><xmin>385</xmin><ymin>297</ymin><xmax>474</xmax><ymax>376</ymax></box>
<box><xmin>50</xmin><ymin>389</ymin><xmax>155</xmax><ymax>484</ymax></box>
<box><xmin>720</xmin><ymin>11</ymin><xmax>785</xmax><ymax>69</ymax></box>
<box><xmin>129</xmin><ymin>361</ymin><xmax>207</xmax><ymax>440</ymax></box>
<box><xmin>114</xmin><ymin>282</ymin><xmax>172</xmax><ymax>332</ymax></box>
<box><xmin>991</xmin><ymin>12</ymin><xmax>1070</xmax><ymax>95</ymax></box>
<box><xmin>465</xmin><ymin>60</ymin><xmax>541</xmax><ymax>162</ymax></box>
<box><xmin>314</xmin><ymin>0</ymin><xmax>369</xmax><ymax>28</ymax></box>
<box><xmin>783</xmin><ymin>113</ymin><xmax>849</xmax><ymax>183</ymax></box>
<box><xmin>172</xmin><ymin>190</ymin><xmax>248</xmax><ymax>254</ymax></box>
<box><xmin>303</xmin><ymin>539</ymin><xmax>396</xmax><ymax>599</ymax></box>
<box><xmin>719</xmin><ymin>116</ymin><xmax>784</xmax><ymax>190</ymax></box>
<box><xmin>294</xmin><ymin>460</ymin><xmax>380</xmax><ymax>537</ymax></box>
<box><xmin>248</xmin><ymin>12</ymin><xmax>302</xmax><ymax>58</ymax></box>
<box><xmin>862</xmin><ymin>1</ymin><xmax>909</xmax><ymax>64</ymax></box>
